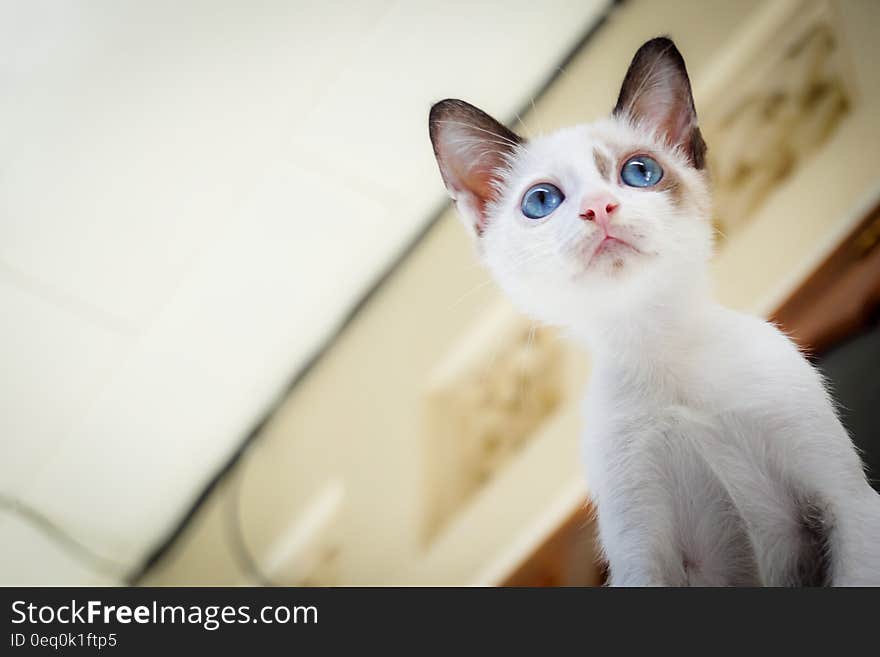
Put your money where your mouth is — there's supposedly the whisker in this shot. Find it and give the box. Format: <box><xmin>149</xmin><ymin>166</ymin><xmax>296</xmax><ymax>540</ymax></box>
<box><xmin>529</xmin><ymin>96</ymin><xmax>546</xmax><ymax>136</ymax></box>
<box><xmin>511</xmin><ymin>110</ymin><xmax>533</xmax><ymax>139</ymax></box>
<box><xmin>447</xmin><ymin>277</ymin><xmax>499</xmax><ymax>310</ymax></box>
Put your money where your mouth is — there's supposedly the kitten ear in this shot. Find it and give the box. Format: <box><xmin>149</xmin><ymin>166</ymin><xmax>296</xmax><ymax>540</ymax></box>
<box><xmin>429</xmin><ymin>99</ymin><xmax>523</xmax><ymax>236</ymax></box>
<box><xmin>613</xmin><ymin>37</ymin><xmax>707</xmax><ymax>169</ymax></box>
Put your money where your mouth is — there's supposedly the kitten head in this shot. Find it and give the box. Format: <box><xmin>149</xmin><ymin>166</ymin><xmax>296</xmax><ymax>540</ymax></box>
<box><xmin>429</xmin><ymin>37</ymin><xmax>713</xmax><ymax>330</ymax></box>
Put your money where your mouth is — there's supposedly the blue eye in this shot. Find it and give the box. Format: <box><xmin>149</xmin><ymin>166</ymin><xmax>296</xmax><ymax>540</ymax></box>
<box><xmin>621</xmin><ymin>155</ymin><xmax>663</xmax><ymax>187</ymax></box>
<box><xmin>521</xmin><ymin>183</ymin><xmax>564</xmax><ymax>219</ymax></box>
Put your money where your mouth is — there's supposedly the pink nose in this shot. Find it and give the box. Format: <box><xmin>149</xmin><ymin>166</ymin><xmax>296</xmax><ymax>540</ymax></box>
<box><xmin>579</xmin><ymin>195</ymin><xmax>619</xmax><ymax>231</ymax></box>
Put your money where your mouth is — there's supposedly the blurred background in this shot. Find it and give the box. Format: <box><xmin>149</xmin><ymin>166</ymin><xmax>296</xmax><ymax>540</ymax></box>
<box><xmin>1</xmin><ymin>0</ymin><xmax>878</xmax><ymax>586</ymax></box>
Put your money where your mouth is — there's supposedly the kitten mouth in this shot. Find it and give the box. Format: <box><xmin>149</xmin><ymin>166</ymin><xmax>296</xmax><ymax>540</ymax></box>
<box><xmin>586</xmin><ymin>235</ymin><xmax>641</xmax><ymax>267</ymax></box>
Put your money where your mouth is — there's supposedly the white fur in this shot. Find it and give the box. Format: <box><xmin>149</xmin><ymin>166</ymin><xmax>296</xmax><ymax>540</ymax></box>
<box><xmin>451</xmin><ymin>117</ymin><xmax>880</xmax><ymax>586</ymax></box>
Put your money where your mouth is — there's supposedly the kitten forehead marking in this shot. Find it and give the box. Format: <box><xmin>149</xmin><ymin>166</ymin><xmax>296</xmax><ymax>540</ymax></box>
<box><xmin>593</xmin><ymin>147</ymin><xmax>611</xmax><ymax>182</ymax></box>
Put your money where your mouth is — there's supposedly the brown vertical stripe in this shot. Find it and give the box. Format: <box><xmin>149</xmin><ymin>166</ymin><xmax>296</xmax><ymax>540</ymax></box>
<box><xmin>593</xmin><ymin>147</ymin><xmax>611</xmax><ymax>181</ymax></box>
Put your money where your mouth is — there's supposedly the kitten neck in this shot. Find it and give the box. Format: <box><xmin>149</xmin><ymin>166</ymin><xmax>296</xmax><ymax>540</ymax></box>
<box><xmin>570</xmin><ymin>271</ymin><xmax>714</xmax><ymax>372</ymax></box>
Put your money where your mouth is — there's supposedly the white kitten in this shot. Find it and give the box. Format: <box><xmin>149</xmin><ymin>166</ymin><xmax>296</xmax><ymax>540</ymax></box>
<box><xmin>429</xmin><ymin>37</ymin><xmax>880</xmax><ymax>586</ymax></box>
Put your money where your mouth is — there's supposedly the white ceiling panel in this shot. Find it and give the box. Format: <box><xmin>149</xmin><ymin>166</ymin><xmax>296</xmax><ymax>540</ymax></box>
<box><xmin>0</xmin><ymin>275</ymin><xmax>128</xmax><ymax>491</ymax></box>
<box><xmin>0</xmin><ymin>516</ymin><xmax>119</xmax><ymax>586</ymax></box>
<box><xmin>1</xmin><ymin>0</ymin><xmax>395</xmax><ymax>326</ymax></box>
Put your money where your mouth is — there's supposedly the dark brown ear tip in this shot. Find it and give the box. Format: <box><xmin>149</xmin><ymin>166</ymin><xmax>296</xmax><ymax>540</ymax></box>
<box><xmin>430</xmin><ymin>98</ymin><xmax>463</xmax><ymax>118</ymax></box>
<box><xmin>429</xmin><ymin>99</ymin><xmax>453</xmax><ymax>127</ymax></box>
<box><xmin>636</xmin><ymin>36</ymin><xmax>677</xmax><ymax>53</ymax></box>
<box><xmin>633</xmin><ymin>36</ymin><xmax>686</xmax><ymax>69</ymax></box>
<box><xmin>640</xmin><ymin>35</ymin><xmax>676</xmax><ymax>49</ymax></box>
<box><xmin>428</xmin><ymin>98</ymin><xmax>523</xmax><ymax>146</ymax></box>
<box><xmin>429</xmin><ymin>99</ymin><xmax>470</xmax><ymax>140</ymax></box>
<box><xmin>429</xmin><ymin>98</ymin><xmax>494</xmax><ymax>125</ymax></box>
